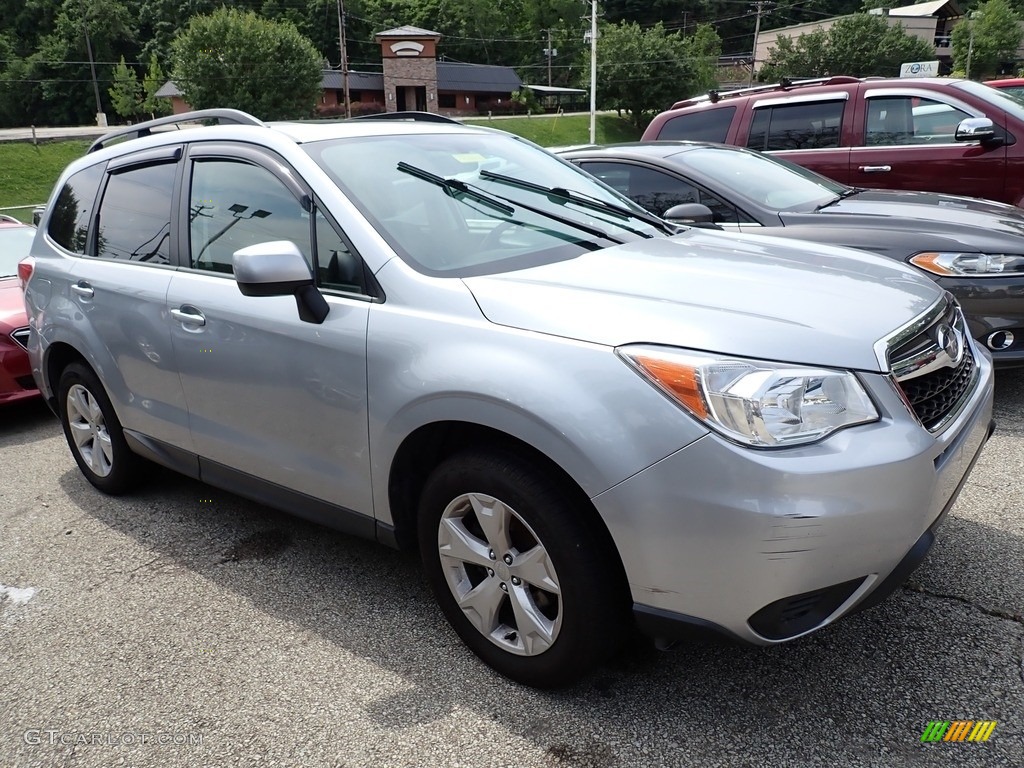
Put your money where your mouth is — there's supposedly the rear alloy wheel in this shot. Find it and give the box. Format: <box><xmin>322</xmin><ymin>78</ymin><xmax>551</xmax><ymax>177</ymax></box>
<box><xmin>418</xmin><ymin>450</ymin><xmax>628</xmax><ymax>687</ymax></box>
<box><xmin>58</xmin><ymin>362</ymin><xmax>144</xmax><ymax>494</ymax></box>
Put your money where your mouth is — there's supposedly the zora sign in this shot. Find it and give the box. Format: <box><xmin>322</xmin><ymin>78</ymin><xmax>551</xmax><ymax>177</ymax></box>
<box><xmin>900</xmin><ymin>60</ymin><xmax>940</xmax><ymax>78</ymax></box>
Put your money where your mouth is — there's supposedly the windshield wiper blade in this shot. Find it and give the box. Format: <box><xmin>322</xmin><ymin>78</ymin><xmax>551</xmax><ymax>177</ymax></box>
<box><xmin>397</xmin><ymin>162</ymin><xmax>514</xmax><ymax>215</ymax></box>
<box><xmin>398</xmin><ymin>162</ymin><xmax>626</xmax><ymax>245</ymax></box>
<box><xmin>815</xmin><ymin>187</ymin><xmax>863</xmax><ymax>211</ymax></box>
<box><xmin>479</xmin><ymin>169</ymin><xmax>665</xmax><ymax>236</ymax></box>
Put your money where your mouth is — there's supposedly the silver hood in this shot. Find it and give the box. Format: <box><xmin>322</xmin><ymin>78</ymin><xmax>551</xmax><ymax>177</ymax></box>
<box><xmin>463</xmin><ymin>229</ymin><xmax>944</xmax><ymax>372</ymax></box>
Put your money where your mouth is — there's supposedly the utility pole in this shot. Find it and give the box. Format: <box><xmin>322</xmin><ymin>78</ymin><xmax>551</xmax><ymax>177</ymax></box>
<box><xmin>337</xmin><ymin>0</ymin><xmax>351</xmax><ymax>118</ymax></box>
<box><xmin>79</xmin><ymin>0</ymin><xmax>105</xmax><ymax>126</ymax></box>
<box><xmin>748</xmin><ymin>1</ymin><xmax>769</xmax><ymax>86</ymax></box>
<box><xmin>545</xmin><ymin>29</ymin><xmax>553</xmax><ymax>87</ymax></box>
<box><xmin>589</xmin><ymin>0</ymin><xmax>597</xmax><ymax>144</ymax></box>
<box><xmin>965</xmin><ymin>11</ymin><xmax>981</xmax><ymax>80</ymax></box>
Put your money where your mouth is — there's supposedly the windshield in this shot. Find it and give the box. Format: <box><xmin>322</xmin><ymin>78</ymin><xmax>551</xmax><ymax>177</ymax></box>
<box><xmin>303</xmin><ymin>131</ymin><xmax>662</xmax><ymax>275</ymax></box>
<box><xmin>953</xmin><ymin>79</ymin><xmax>1024</xmax><ymax>123</ymax></box>
<box><xmin>997</xmin><ymin>86</ymin><xmax>1024</xmax><ymax>105</ymax></box>
<box><xmin>679</xmin><ymin>146</ymin><xmax>846</xmax><ymax>211</ymax></box>
<box><xmin>0</xmin><ymin>226</ymin><xmax>35</xmax><ymax>278</ymax></box>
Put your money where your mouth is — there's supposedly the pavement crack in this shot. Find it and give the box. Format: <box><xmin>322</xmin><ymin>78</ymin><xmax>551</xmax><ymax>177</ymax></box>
<box><xmin>131</xmin><ymin>556</ymin><xmax>161</xmax><ymax>572</ymax></box>
<box><xmin>124</xmin><ymin>555</ymin><xmax>162</xmax><ymax>579</ymax></box>
<box><xmin>903</xmin><ymin>582</ymin><xmax>1024</xmax><ymax>626</ymax></box>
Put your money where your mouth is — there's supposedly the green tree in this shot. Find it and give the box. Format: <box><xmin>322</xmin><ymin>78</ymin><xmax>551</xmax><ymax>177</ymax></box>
<box><xmin>139</xmin><ymin>0</ymin><xmax>223</xmax><ymax>67</ymax></box>
<box><xmin>685</xmin><ymin>21</ymin><xmax>724</xmax><ymax>89</ymax></box>
<box><xmin>586</xmin><ymin>21</ymin><xmax>720</xmax><ymax>128</ymax></box>
<box><xmin>758</xmin><ymin>13</ymin><xmax>935</xmax><ymax>80</ymax></box>
<box><xmin>9</xmin><ymin>0</ymin><xmax>138</xmax><ymax>127</ymax></box>
<box><xmin>170</xmin><ymin>7</ymin><xmax>323</xmax><ymax>120</ymax></box>
<box><xmin>951</xmin><ymin>0</ymin><xmax>1023</xmax><ymax>79</ymax></box>
<box><xmin>141</xmin><ymin>54</ymin><xmax>172</xmax><ymax>118</ymax></box>
<box><xmin>757</xmin><ymin>28</ymin><xmax>830</xmax><ymax>80</ymax></box>
<box><xmin>108</xmin><ymin>56</ymin><xmax>142</xmax><ymax>120</ymax></box>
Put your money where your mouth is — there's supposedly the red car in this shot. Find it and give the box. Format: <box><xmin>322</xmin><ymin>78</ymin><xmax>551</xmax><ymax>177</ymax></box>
<box><xmin>642</xmin><ymin>76</ymin><xmax>1024</xmax><ymax>207</ymax></box>
<box><xmin>0</xmin><ymin>215</ymin><xmax>39</xmax><ymax>404</ymax></box>
<box><xmin>986</xmin><ymin>77</ymin><xmax>1024</xmax><ymax>101</ymax></box>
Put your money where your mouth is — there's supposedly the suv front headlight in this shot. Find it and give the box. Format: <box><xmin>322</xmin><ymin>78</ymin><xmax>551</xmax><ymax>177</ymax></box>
<box><xmin>910</xmin><ymin>251</ymin><xmax>1024</xmax><ymax>276</ymax></box>
<box><xmin>619</xmin><ymin>346</ymin><xmax>879</xmax><ymax>448</ymax></box>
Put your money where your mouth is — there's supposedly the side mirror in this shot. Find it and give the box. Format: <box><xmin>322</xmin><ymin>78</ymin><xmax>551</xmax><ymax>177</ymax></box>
<box><xmin>663</xmin><ymin>203</ymin><xmax>717</xmax><ymax>226</ymax></box>
<box><xmin>233</xmin><ymin>240</ymin><xmax>329</xmax><ymax>324</ymax></box>
<box><xmin>955</xmin><ymin>117</ymin><xmax>996</xmax><ymax>143</ymax></box>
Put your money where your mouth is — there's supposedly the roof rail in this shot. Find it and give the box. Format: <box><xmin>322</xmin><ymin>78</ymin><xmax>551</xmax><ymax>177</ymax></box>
<box><xmin>347</xmin><ymin>111</ymin><xmax>461</xmax><ymax>124</ymax></box>
<box><xmin>681</xmin><ymin>75</ymin><xmax>863</xmax><ymax>108</ymax></box>
<box><xmin>87</xmin><ymin>108</ymin><xmax>266</xmax><ymax>153</ymax></box>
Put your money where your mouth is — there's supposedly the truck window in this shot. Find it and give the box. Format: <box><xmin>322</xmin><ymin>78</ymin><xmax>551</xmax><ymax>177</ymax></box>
<box><xmin>747</xmin><ymin>101</ymin><xmax>845</xmax><ymax>151</ymax></box>
<box><xmin>656</xmin><ymin>106</ymin><xmax>736</xmax><ymax>142</ymax></box>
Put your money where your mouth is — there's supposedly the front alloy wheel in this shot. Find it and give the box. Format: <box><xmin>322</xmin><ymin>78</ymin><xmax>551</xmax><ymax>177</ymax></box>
<box><xmin>438</xmin><ymin>492</ymin><xmax>562</xmax><ymax>657</ymax></box>
<box><xmin>418</xmin><ymin>450</ymin><xmax>629</xmax><ymax>687</ymax></box>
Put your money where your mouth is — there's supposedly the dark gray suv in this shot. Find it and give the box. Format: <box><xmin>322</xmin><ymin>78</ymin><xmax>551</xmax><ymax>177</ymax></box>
<box><xmin>19</xmin><ymin>109</ymin><xmax>995</xmax><ymax>686</ymax></box>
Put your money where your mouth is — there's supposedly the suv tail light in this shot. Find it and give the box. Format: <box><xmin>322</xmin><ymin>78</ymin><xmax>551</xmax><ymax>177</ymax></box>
<box><xmin>17</xmin><ymin>257</ymin><xmax>33</xmax><ymax>290</ymax></box>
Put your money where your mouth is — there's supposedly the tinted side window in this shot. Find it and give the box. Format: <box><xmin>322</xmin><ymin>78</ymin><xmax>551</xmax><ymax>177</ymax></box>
<box><xmin>315</xmin><ymin>208</ymin><xmax>366</xmax><ymax>295</ymax></box>
<box><xmin>47</xmin><ymin>163</ymin><xmax>104</xmax><ymax>254</ymax></box>
<box><xmin>579</xmin><ymin>161</ymin><xmax>744</xmax><ymax>223</ymax></box>
<box><xmin>747</xmin><ymin>101</ymin><xmax>845</xmax><ymax>151</ymax></box>
<box><xmin>865</xmin><ymin>96</ymin><xmax>971</xmax><ymax>146</ymax></box>
<box><xmin>747</xmin><ymin>109</ymin><xmax>770</xmax><ymax>150</ymax></box>
<box><xmin>656</xmin><ymin>106</ymin><xmax>736</xmax><ymax>142</ymax></box>
<box><xmin>581</xmin><ymin>162</ymin><xmax>696</xmax><ymax>217</ymax></box>
<box><xmin>94</xmin><ymin>163</ymin><xmax>175</xmax><ymax>263</ymax></box>
<box><xmin>697</xmin><ymin>190</ymin><xmax>741</xmax><ymax>225</ymax></box>
<box><xmin>189</xmin><ymin>159</ymin><xmax>312</xmax><ymax>274</ymax></box>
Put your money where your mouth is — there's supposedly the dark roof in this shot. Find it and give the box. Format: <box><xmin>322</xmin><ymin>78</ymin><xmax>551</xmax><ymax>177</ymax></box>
<box><xmin>155</xmin><ymin>80</ymin><xmax>182</xmax><ymax>98</ymax></box>
<box><xmin>437</xmin><ymin>62</ymin><xmax>522</xmax><ymax>93</ymax></box>
<box><xmin>321</xmin><ymin>70</ymin><xmax>384</xmax><ymax>91</ymax></box>
<box><xmin>158</xmin><ymin>64</ymin><xmax>522</xmax><ymax>102</ymax></box>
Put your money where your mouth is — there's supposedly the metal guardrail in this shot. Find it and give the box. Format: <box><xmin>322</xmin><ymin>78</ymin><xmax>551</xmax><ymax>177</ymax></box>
<box><xmin>0</xmin><ymin>204</ymin><xmax>46</xmax><ymax>225</ymax></box>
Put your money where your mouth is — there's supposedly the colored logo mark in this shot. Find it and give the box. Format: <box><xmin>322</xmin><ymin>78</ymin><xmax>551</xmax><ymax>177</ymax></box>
<box><xmin>921</xmin><ymin>720</ymin><xmax>997</xmax><ymax>742</ymax></box>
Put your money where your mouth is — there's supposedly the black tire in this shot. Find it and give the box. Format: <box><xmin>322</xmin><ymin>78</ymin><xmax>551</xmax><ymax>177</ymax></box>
<box><xmin>418</xmin><ymin>449</ymin><xmax>630</xmax><ymax>688</ymax></box>
<box><xmin>57</xmin><ymin>362</ymin><xmax>144</xmax><ymax>495</ymax></box>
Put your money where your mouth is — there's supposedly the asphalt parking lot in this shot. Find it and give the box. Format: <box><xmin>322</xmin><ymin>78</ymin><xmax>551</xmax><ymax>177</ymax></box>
<box><xmin>2</xmin><ymin>374</ymin><xmax>1023</xmax><ymax>768</ymax></box>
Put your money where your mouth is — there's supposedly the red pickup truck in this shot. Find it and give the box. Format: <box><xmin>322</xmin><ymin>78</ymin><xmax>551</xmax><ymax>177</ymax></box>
<box><xmin>642</xmin><ymin>76</ymin><xmax>1024</xmax><ymax>207</ymax></box>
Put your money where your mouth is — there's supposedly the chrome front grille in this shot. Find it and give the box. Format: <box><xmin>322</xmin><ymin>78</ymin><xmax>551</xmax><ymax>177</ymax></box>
<box><xmin>887</xmin><ymin>299</ymin><xmax>977</xmax><ymax>432</ymax></box>
<box><xmin>10</xmin><ymin>326</ymin><xmax>30</xmax><ymax>350</ymax></box>
<box><xmin>898</xmin><ymin>352</ymin><xmax>974</xmax><ymax>430</ymax></box>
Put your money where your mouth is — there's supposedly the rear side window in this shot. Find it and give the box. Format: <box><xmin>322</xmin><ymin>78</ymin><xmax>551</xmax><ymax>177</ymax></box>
<box><xmin>655</xmin><ymin>107</ymin><xmax>736</xmax><ymax>142</ymax></box>
<box><xmin>747</xmin><ymin>101</ymin><xmax>845</xmax><ymax>151</ymax></box>
<box><xmin>95</xmin><ymin>163</ymin><xmax>176</xmax><ymax>263</ymax></box>
<box><xmin>47</xmin><ymin>164</ymin><xmax>104</xmax><ymax>254</ymax></box>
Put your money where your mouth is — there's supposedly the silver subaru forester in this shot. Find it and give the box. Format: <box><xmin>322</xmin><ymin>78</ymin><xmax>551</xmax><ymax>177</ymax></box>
<box><xmin>20</xmin><ymin>110</ymin><xmax>994</xmax><ymax>687</ymax></box>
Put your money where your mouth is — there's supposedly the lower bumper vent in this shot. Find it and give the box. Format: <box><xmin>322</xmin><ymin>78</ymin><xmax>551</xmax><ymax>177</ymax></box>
<box><xmin>748</xmin><ymin>577</ymin><xmax>864</xmax><ymax>640</ymax></box>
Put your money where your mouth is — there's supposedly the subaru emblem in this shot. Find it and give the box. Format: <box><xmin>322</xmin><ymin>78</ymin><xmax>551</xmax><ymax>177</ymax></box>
<box><xmin>935</xmin><ymin>323</ymin><xmax>964</xmax><ymax>366</ymax></box>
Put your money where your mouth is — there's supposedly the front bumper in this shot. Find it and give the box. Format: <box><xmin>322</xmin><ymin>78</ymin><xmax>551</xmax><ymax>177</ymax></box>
<box><xmin>0</xmin><ymin>332</ymin><xmax>39</xmax><ymax>404</ymax></box>
<box><xmin>593</xmin><ymin>352</ymin><xmax>995</xmax><ymax>646</ymax></box>
<box><xmin>945</xmin><ymin>278</ymin><xmax>1024</xmax><ymax>368</ymax></box>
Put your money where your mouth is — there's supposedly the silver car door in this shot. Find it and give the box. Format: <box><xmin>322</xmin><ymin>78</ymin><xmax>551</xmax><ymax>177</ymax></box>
<box><xmin>166</xmin><ymin>145</ymin><xmax>373</xmax><ymax>515</ymax></box>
